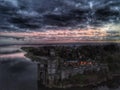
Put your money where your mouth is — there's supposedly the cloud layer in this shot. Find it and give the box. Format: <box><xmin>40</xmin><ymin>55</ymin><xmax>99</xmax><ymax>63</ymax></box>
<box><xmin>0</xmin><ymin>0</ymin><xmax>120</xmax><ymax>32</ymax></box>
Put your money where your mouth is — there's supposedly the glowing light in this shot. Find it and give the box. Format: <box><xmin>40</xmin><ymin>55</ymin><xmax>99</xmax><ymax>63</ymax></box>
<box><xmin>0</xmin><ymin>23</ymin><xmax>120</xmax><ymax>43</ymax></box>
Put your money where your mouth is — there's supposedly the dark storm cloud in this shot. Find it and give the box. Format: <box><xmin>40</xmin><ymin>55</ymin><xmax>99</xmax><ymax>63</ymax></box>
<box><xmin>0</xmin><ymin>0</ymin><xmax>120</xmax><ymax>31</ymax></box>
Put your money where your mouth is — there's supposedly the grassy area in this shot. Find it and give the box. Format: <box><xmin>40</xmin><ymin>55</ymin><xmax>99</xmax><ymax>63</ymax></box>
<box><xmin>61</xmin><ymin>73</ymin><xmax>107</xmax><ymax>86</ymax></box>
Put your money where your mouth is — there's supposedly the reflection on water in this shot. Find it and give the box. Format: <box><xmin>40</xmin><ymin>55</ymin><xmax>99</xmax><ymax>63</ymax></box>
<box><xmin>0</xmin><ymin>45</ymin><xmax>37</xmax><ymax>90</ymax></box>
<box><xmin>0</xmin><ymin>45</ymin><xmax>120</xmax><ymax>90</ymax></box>
<box><xmin>0</xmin><ymin>52</ymin><xmax>26</xmax><ymax>58</ymax></box>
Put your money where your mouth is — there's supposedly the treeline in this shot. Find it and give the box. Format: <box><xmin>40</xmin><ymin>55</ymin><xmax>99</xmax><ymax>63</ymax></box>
<box><xmin>22</xmin><ymin>43</ymin><xmax>120</xmax><ymax>60</ymax></box>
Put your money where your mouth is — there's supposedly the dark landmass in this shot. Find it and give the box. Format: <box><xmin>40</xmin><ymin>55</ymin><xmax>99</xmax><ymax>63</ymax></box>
<box><xmin>22</xmin><ymin>43</ymin><xmax>120</xmax><ymax>88</ymax></box>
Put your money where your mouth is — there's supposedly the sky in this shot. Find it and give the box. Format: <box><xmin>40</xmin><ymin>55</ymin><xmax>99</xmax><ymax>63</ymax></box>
<box><xmin>0</xmin><ymin>0</ymin><xmax>120</xmax><ymax>45</ymax></box>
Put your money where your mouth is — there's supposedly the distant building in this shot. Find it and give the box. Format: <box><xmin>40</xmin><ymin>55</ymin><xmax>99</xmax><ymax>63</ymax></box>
<box><xmin>37</xmin><ymin>57</ymin><xmax>109</xmax><ymax>88</ymax></box>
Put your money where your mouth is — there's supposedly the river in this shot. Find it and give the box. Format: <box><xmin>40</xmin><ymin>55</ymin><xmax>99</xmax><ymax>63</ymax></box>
<box><xmin>0</xmin><ymin>45</ymin><xmax>120</xmax><ymax>90</ymax></box>
<box><xmin>0</xmin><ymin>45</ymin><xmax>37</xmax><ymax>90</ymax></box>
